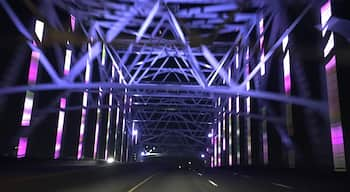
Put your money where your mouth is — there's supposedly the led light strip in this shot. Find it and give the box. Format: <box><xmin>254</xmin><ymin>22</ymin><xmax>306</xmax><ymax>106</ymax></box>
<box><xmin>236</xmin><ymin>94</ymin><xmax>240</xmax><ymax>165</ymax></box>
<box><xmin>217</xmin><ymin>97</ymin><xmax>221</xmax><ymax>167</ymax></box>
<box><xmin>93</xmin><ymin>88</ymin><xmax>102</xmax><ymax>159</ymax></box>
<box><xmin>321</xmin><ymin>0</ymin><xmax>346</xmax><ymax>171</ymax></box>
<box><xmin>104</xmin><ymin>44</ymin><xmax>115</xmax><ymax>160</ymax></box>
<box><xmin>54</xmin><ymin>16</ymin><xmax>75</xmax><ymax>159</ymax></box>
<box><xmin>282</xmin><ymin>35</ymin><xmax>295</xmax><ymax>168</ymax></box>
<box><xmin>259</xmin><ymin>18</ymin><xmax>266</xmax><ymax>76</ymax></box>
<box><xmin>246</xmin><ymin>48</ymin><xmax>252</xmax><ymax>165</ymax></box>
<box><xmin>77</xmin><ymin>42</ymin><xmax>92</xmax><ymax>160</ymax></box>
<box><xmin>17</xmin><ymin>20</ymin><xmax>45</xmax><ymax>158</ymax></box>
<box><xmin>228</xmin><ymin>66</ymin><xmax>233</xmax><ymax>166</ymax></box>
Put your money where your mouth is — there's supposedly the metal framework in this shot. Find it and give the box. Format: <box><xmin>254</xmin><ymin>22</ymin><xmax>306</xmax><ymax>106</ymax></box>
<box><xmin>1</xmin><ymin>0</ymin><xmax>345</xmax><ymax>169</ymax></box>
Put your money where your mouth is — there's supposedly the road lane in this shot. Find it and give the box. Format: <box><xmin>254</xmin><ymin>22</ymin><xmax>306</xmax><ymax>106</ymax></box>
<box><xmin>133</xmin><ymin>169</ymin><xmax>218</xmax><ymax>192</ymax></box>
<box><xmin>2</xmin><ymin>163</ymin><xmax>349</xmax><ymax>192</ymax></box>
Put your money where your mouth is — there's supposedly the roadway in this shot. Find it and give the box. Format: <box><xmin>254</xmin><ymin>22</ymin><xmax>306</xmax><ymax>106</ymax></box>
<box><xmin>1</xmin><ymin>161</ymin><xmax>349</xmax><ymax>192</ymax></box>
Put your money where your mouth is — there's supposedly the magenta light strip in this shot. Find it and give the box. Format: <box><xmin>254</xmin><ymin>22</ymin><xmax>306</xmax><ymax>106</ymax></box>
<box><xmin>54</xmin><ymin>15</ymin><xmax>75</xmax><ymax>159</ymax></box>
<box><xmin>259</xmin><ymin>18</ymin><xmax>265</xmax><ymax>76</ymax></box>
<box><xmin>320</xmin><ymin>1</ymin><xmax>346</xmax><ymax>171</ymax></box>
<box><xmin>21</xmin><ymin>91</ymin><xmax>34</xmax><ymax>126</ymax></box>
<box><xmin>64</xmin><ymin>49</ymin><xmax>72</xmax><ymax>75</ymax></box>
<box><xmin>325</xmin><ymin>56</ymin><xmax>336</xmax><ymax>72</ymax></box>
<box><xmin>17</xmin><ymin>137</ymin><xmax>28</xmax><ymax>158</ymax></box>
<box><xmin>283</xmin><ymin>50</ymin><xmax>291</xmax><ymax>94</ymax></box>
<box><xmin>28</xmin><ymin>51</ymin><xmax>40</xmax><ymax>84</ymax></box>
<box><xmin>228</xmin><ymin>65</ymin><xmax>233</xmax><ymax>166</ymax></box>
<box><xmin>214</xmin><ymin>135</ymin><xmax>218</xmax><ymax>167</ymax></box>
<box><xmin>325</xmin><ymin>56</ymin><xmax>346</xmax><ymax>170</ymax></box>
<box><xmin>54</xmin><ymin>98</ymin><xmax>66</xmax><ymax>159</ymax></box>
<box><xmin>17</xmin><ymin>20</ymin><xmax>45</xmax><ymax>158</ymax></box>
<box><xmin>93</xmin><ymin>89</ymin><xmax>102</xmax><ymax>159</ymax></box>
<box><xmin>236</xmin><ymin>114</ymin><xmax>240</xmax><ymax>165</ymax></box>
<box><xmin>222</xmin><ymin>77</ymin><xmax>226</xmax><ymax>153</ymax></box>
<box><xmin>228</xmin><ymin>97</ymin><xmax>233</xmax><ymax>166</ymax></box>
<box><xmin>77</xmin><ymin>43</ymin><xmax>92</xmax><ymax>160</ymax></box>
<box><xmin>246</xmin><ymin>51</ymin><xmax>252</xmax><ymax>165</ymax></box>
<box><xmin>77</xmin><ymin>99</ymin><xmax>87</xmax><ymax>160</ymax></box>
<box><xmin>223</xmin><ymin>111</ymin><xmax>226</xmax><ymax>152</ymax></box>
<box><xmin>54</xmin><ymin>46</ymin><xmax>73</xmax><ymax>159</ymax></box>
<box><xmin>321</xmin><ymin>0</ymin><xmax>332</xmax><ymax>29</ymax></box>
<box><xmin>70</xmin><ymin>15</ymin><xmax>76</xmax><ymax>32</ymax></box>
<box><xmin>217</xmin><ymin>98</ymin><xmax>222</xmax><ymax>167</ymax></box>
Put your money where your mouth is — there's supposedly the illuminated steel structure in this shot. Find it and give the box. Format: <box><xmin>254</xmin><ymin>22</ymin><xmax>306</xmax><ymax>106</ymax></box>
<box><xmin>320</xmin><ymin>0</ymin><xmax>346</xmax><ymax>171</ymax></box>
<box><xmin>0</xmin><ymin>0</ymin><xmax>348</xmax><ymax>171</ymax></box>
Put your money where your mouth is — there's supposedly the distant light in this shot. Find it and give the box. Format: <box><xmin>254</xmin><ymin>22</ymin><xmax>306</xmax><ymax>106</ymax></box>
<box><xmin>132</xmin><ymin>130</ymin><xmax>138</xmax><ymax>136</ymax></box>
<box><xmin>208</xmin><ymin>133</ymin><xmax>213</xmax><ymax>138</ymax></box>
<box><xmin>201</xmin><ymin>154</ymin><xmax>205</xmax><ymax>158</ymax></box>
<box><xmin>146</xmin><ymin>145</ymin><xmax>149</xmax><ymax>148</ymax></box>
<box><xmin>107</xmin><ymin>157</ymin><xmax>114</xmax><ymax>164</ymax></box>
<box><xmin>188</xmin><ymin>161</ymin><xmax>192</xmax><ymax>165</ymax></box>
<box><xmin>141</xmin><ymin>152</ymin><xmax>145</xmax><ymax>156</ymax></box>
<box><xmin>178</xmin><ymin>165</ymin><xmax>182</xmax><ymax>169</ymax></box>
<box><xmin>153</xmin><ymin>147</ymin><xmax>156</xmax><ymax>150</ymax></box>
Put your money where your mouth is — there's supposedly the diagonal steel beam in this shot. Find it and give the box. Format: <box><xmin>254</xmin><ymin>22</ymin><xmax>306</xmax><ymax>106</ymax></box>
<box><xmin>65</xmin><ymin>42</ymin><xmax>102</xmax><ymax>82</ymax></box>
<box><xmin>239</xmin><ymin>4</ymin><xmax>312</xmax><ymax>90</ymax></box>
<box><xmin>201</xmin><ymin>45</ymin><xmax>237</xmax><ymax>87</ymax></box>
<box><xmin>136</xmin><ymin>0</ymin><xmax>160</xmax><ymax>42</ymax></box>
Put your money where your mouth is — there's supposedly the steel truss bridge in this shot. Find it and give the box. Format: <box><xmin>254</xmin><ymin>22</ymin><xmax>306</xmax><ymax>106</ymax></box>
<box><xmin>0</xmin><ymin>0</ymin><xmax>348</xmax><ymax>171</ymax></box>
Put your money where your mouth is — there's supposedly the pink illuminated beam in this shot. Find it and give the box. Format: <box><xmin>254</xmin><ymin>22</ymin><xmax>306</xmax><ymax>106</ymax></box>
<box><xmin>54</xmin><ymin>98</ymin><xmax>66</xmax><ymax>159</ymax></box>
<box><xmin>17</xmin><ymin>137</ymin><xmax>28</xmax><ymax>158</ymax></box>
<box><xmin>17</xmin><ymin>19</ymin><xmax>45</xmax><ymax>158</ymax></box>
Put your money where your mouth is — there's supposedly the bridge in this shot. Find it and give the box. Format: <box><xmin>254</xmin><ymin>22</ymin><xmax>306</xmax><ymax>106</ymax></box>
<box><xmin>0</xmin><ymin>0</ymin><xmax>349</xmax><ymax>191</ymax></box>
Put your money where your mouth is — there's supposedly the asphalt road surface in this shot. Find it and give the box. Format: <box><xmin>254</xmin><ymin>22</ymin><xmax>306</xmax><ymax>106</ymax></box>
<box><xmin>1</xmin><ymin>162</ymin><xmax>349</xmax><ymax>192</ymax></box>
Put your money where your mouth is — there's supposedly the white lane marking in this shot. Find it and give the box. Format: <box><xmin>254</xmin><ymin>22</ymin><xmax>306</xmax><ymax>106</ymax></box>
<box><xmin>128</xmin><ymin>174</ymin><xmax>155</xmax><ymax>192</ymax></box>
<box><xmin>197</xmin><ymin>172</ymin><xmax>203</xmax><ymax>176</ymax></box>
<box><xmin>208</xmin><ymin>179</ymin><xmax>219</xmax><ymax>187</ymax></box>
<box><xmin>271</xmin><ymin>182</ymin><xmax>293</xmax><ymax>189</ymax></box>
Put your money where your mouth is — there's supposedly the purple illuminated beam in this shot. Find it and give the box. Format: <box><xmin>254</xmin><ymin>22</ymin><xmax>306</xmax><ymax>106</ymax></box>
<box><xmin>105</xmin><ymin>46</ymin><xmax>127</xmax><ymax>84</ymax></box>
<box><xmin>167</xmin><ymin>8</ymin><xmax>186</xmax><ymax>44</ymax></box>
<box><xmin>173</xmin><ymin>57</ymin><xmax>191</xmax><ymax>81</ymax></box>
<box><xmin>27</xmin><ymin>43</ymin><xmax>62</xmax><ymax>84</ymax></box>
<box><xmin>135</xmin><ymin>49</ymin><xmax>165</xmax><ymax>83</ymax></box>
<box><xmin>106</xmin><ymin>9</ymin><xmax>136</xmax><ymax>42</ymax></box>
<box><xmin>17</xmin><ymin>137</ymin><xmax>28</xmax><ymax>158</ymax></box>
<box><xmin>136</xmin><ymin>0</ymin><xmax>160</xmax><ymax>42</ymax></box>
<box><xmin>1</xmin><ymin>2</ymin><xmax>63</xmax><ymax>85</ymax></box>
<box><xmin>0</xmin><ymin>82</ymin><xmax>325</xmax><ymax>111</ymax></box>
<box><xmin>239</xmin><ymin>5</ymin><xmax>312</xmax><ymax>90</ymax></box>
<box><xmin>64</xmin><ymin>42</ymin><xmax>101</xmax><ymax>82</ymax></box>
<box><xmin>201</xmin><ymin>45</ymin><xmax>237</xmax><ymax>87</ymax></box>
<box><xmin>182</xmin><ymin>46</ymin><xmax>208</xmax><ymax>87</ymax></box>
<box><xmin>54</xmin><ymin>98</ymin><xmax>66</xmax><ymax>159</ymax></box>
